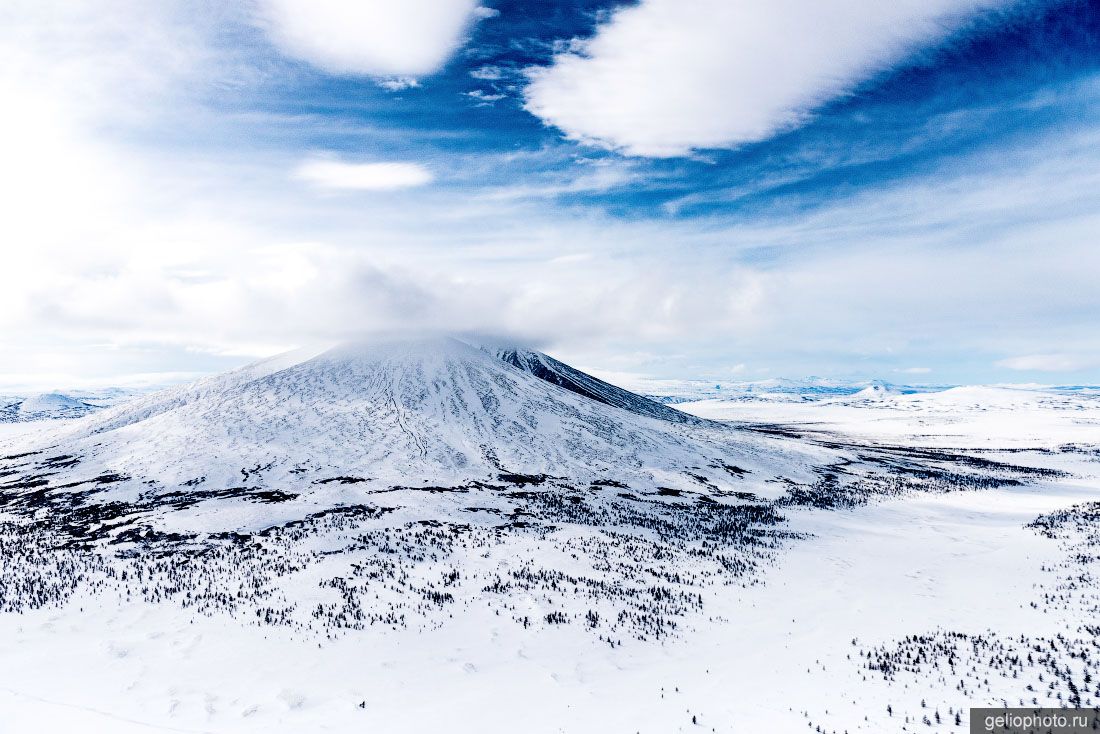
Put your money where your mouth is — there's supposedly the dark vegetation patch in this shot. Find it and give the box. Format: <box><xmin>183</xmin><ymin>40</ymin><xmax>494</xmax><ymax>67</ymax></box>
<box><xmin>111</xmin><ymin>527</ymin><xmax>198</xmax><ymax>547</ymax></box>
<box><xmin>152</xmin><ymin>486</ymin><xmax>297</xmax><ymax>511</ymax></box>
<box><xmin>1028</xmin><ymin>501</ymin><xmax>1100</xmax><ymax>539</ymax></box>
<box><xmin>315</xmin><ymin>476</ymin><xmax>370</xmax><ymax>485</ymax></box>
<box><xmin>263</xmin><ymin>504</ymin><xmax>397</xmax><ymax>535</ymax></box>
<box><xmin>41</xmin><ymin>454</ymin><xmax>80</xmax><ymax>469</ymax></box>
<box><xmin>51</xmin><ymin>473</ymin><xmax>129</xmax><ymax>490</ymax></box>
<box><xmin>0</xmin><ymin>433</ymin><xmax>1069</xmax><ymax>644</ymax></box>
<box><xmin>844</xmin><ymin>501</ymin><xmax>1100</xmax><ymax>731</ymax></box>
<box><xmin>710</xmin><ymin>461</ymin><xmax>749</xmax><ymax>477</ymax></box>
<box><xmin>856</xmin><ymin>627</ymin><xmax>1100</xmax><ymax>730</ymax></box>
<box><xmin>497</xmin><ymin>472</ymin><xmax>549</xmax><ymax>486</ymax></box>
<box><xmin>685</xmin><ymin>473</ymin><xmax>717</xmax><ymax>490</ymax></box>
<box><xmin>391</xmin><ymin>484</ymin><xmax>470</xmax><ymax>494</ymax></box>
<box><xmin>0</xmin><ymin>477</ymin><xmax>50</xmax><ymax>490</ymax></box>
<box><xmin>251</xmin><ymin>489</ymin><xmax>298</xmax><ymax>503</ymax></box>
<box><xmin>0</xmin><ymin>450</ymin><xmax>42</xmax><ymax>461</ymax></box>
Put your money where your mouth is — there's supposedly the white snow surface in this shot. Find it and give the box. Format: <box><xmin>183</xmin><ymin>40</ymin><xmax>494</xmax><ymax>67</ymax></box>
<box><xmin>680</xmin><ymin>383</ymin><xmax>1100</xmax><ymax>449</ymax></box>
<box><xmin>1</xmin><ymin>343</ymin><xmax>1099</xmax><ymax>733</ymax></box>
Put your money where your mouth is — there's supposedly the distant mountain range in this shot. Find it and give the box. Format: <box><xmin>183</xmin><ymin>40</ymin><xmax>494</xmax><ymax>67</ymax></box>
<box><xmin>630</xmin><ymin>377</ymin><xmax>952</xmax><ymax>405</ymax></box>
<box><xmin>0</xmin><ymin>387</ymin><xmax>139</xmax><ymax>423</ymax></box>
<box><xmin>0</xmin><ymin>392</ymin><xmax>97</xmax><ymax>422</ymax></box>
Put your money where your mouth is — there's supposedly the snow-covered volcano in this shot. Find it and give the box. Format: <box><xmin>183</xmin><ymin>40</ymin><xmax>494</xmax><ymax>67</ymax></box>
<box><xmin>16</xmin><ymin>337</ymin><xmax>820</xmax><ymax>499</ymax></box>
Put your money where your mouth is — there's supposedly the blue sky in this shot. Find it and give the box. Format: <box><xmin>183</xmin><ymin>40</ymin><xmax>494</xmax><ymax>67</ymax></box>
<box><xmin>1</xmin><ymin>0</ymin><xmax>1098</xmax><ymax>390</ymax></box>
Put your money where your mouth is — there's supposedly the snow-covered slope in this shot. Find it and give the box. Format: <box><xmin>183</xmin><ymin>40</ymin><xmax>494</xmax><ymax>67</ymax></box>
<box><xmin>19</xmin><ymin>392</ymin><xmax>94</xmax><ymax>416</ymax></box>
<box><xmin>493</xmin><ymin>346</ymin><xmax>699</xmax><ymax>423</ymax></box>
<box><xmin>11</xmin><ymin>337</ymin><xmax>823</xmax><ymax>505</ymax></box>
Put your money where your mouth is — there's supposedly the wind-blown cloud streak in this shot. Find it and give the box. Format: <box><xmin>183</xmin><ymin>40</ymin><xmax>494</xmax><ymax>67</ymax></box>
<box><xmin>525</xmin><ymin>0</ymin><xmax>1016</xmax><ymax>156</ymax></box>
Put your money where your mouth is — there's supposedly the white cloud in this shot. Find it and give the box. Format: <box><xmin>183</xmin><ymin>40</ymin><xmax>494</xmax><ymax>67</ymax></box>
<box><xmin>473</xmin><ymin>7</ymin><xmax>500</xmax><ymax>20</ymax></box>
<box><xmin>378</xmin><ymin>77</ymin><xmax>420</xmax><ymax>91</ymax></box>
<box><xmin>466</xmin><ymin>89</ymin><xmax>505</xmax><ymax>104</ymax></box>
<box><xmin>470</xmin><ymin>65</ymin><xmax>504</xmax><ymax>81</ymax></box>
<box><xmin>524</xmin><ymin>0</ymin><xmax>1012</xmax><ymax>156</ymax></box>
<box><xmin>294</xmin><ymin>158</ymin><xmax>434</xmax><ymax>190</ymax></box>
<box><xmin>256</xmin><ymin>0</ymin><xmax>479</xmax><ymax>76</ymax></box>
<box><xmin>996</xmin><ymin>355</ymin><xmax>1097</xmax><ymax>372</ymax></box>
<box><xmin>895</xmin><ymin>367</ymin><xmax>932</xmax><ymax>374</ymax></box>
<box><xmin>1</xmin><ymin>1</ymin><xmax>1098</xmax><ymax>388</ymax></box>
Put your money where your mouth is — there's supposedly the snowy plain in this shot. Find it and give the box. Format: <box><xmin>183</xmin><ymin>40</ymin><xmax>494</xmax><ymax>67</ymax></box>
<box><xmin>679</xmin><ymin>384</ymin><xmax>1100</xmax><ymax>450</ymax></box>
<box><xmin>0</xmin><ymin>342</ymin><xmax>1098</xmax><ymax>733</ymax></box>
